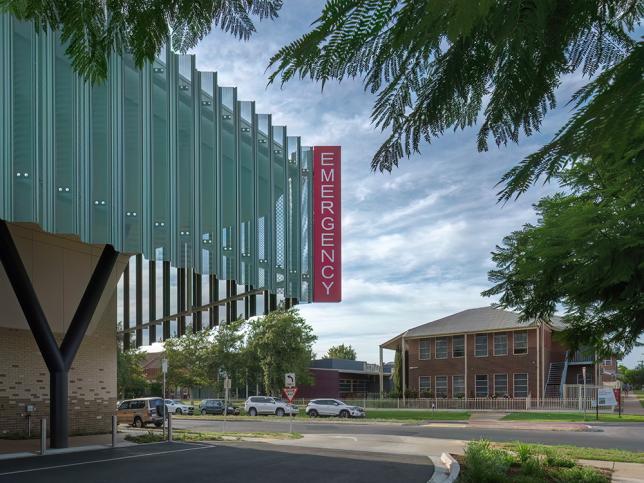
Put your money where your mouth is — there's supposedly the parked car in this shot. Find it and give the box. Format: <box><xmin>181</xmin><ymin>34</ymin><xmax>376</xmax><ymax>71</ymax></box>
<box><xmin>305</xmin><ymin>399</ymin><xmax>365</xmax><ymax>418</ymax></box>
<box><xmin>199</xmin><ymin>399</ymin><xmax>240</xmax><ymax>416</ymax></box>
<box><xmin>117</xmin><ymin>397</ymin><xmax>165</xmax><ymax>428</ymax></box>
<box><xmin>164</xmin><ymin>399</ymin><xmax>195</xmax><ymax>415</ymax></box>
<box><xmin>244</xmin><ymin>396</ymin><xmax>298</xmax><ymax>416</ymax></box>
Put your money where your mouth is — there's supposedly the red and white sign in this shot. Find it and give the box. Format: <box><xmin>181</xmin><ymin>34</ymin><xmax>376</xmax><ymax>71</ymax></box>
<box><xmin>283</xmin><ymin>387</ymin><xmax>298</xmax><ymax>403</ymax></box>
<box><xmin>313</xmin><ymin>146</ymin><xmax>341</xmax><ymax>302</ymax></box>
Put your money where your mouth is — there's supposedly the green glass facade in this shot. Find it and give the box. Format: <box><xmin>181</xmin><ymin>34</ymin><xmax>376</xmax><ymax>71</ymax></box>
<box><xmin>0</xmin><ymin>15</ymin><xmax>314</xmax><ymax>346</ymax></box>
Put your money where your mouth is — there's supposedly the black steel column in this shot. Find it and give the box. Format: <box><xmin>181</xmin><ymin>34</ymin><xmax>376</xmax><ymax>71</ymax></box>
<box><xmin>263</xmin><ymin>290</ymin><xmax>270</xmax><ymax>315</ymax></box>
<box><xmin>163</xmin><ymin>261</ymin><xmax>170</xmax><ymax>339</ymax></box>
<box><xmin>123</xmin><ymin>265</ymin><xmax>130</xmax><ymax>350</ymax></box>
<box><xmin>148</xmin><ymin>260</ymin><xmax>156</xmax><ymax>343</ymax></box>
<box><xmin>135</xmin><ymin>254</ymin><xmax>143</xmax><ymax>347</ymax></box>
<box><xmin>226</xmin><ymin>280</ymin><xmax>237</xmax><ymax>322</ymax></box>
<box><xmin>193</xmin><ymin>272</ymin><xmax>201</xmax><ymax>331</ymax></box>
<box><xmin>209</xmin><ymin>275</ymin><xmax>218</xmax><ymax>328</ymax></box>
<box><xmin>249</xmin><ymin>286</ymin><xmax>257</xmax><ymax>317</ymax></box>
<box><xmin>178</xmin><ymin>268</ymin><xmax>186</xmax><ymax>335</ymax></box>
<box><xmin>270</xmin><ymin>293</ymin><xmax>277</xmax><ymax>312</ymax></box>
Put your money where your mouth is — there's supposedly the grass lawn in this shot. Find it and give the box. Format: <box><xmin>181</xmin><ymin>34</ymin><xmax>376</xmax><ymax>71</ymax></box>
<box><xmin>634</xmin><ymin>390</ymin><xmax>644</xmax><ymax>408</ymax></box>
<box><xmin>364</xmin><ymin>409</ymin><xmax>469</xmax><ymax>421</ymax></box>
<box><xmin>501</xmin><ymin>412</ymin><xmax>644</xmax><ymax>423</ymax></box>
<box><xmin>125</xmin><ymin>430</ymin><xmax>301</xmax><ymax>444</ymax></box>
<box><xmin>496</xmin><ymin>441</ymin><xmax>644</xmax><ymax>464</ymax></box>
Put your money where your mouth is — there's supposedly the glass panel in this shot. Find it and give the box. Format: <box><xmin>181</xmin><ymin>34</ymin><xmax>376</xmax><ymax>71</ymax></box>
<box><xmin>12</xmin><ymin>21</ymin><xmax>35</xmax><ymax>221</ymax></box>
<box><xmin>255</xmin><ymin>114</ymin><xmax>271</xmax><ymax>290</ymax></box>
<box><xmin>54</xmin><ymin>37</ymin><xmax>76</xmax><ymax>233</ymax></box>
<box><xmin>452</xmin><ymin>335</ymin><xmax>464</xmax><ymax>357</ymax></box>
<box><xmin>435</xmin><ymin>376</ymin><xmax>448</xmax><ymax>397</ymax></box>
<box><xmin>513</xmin><ymin>373</ymin><xmax>528</xmax><ymax>397</ymax></box>
<box><xmin>122</xmin><ymin>54</ymin><xmax>143</xmax><ymax>252</ymax></box>
<box><xmin>475</xmin><ymin>375</ymin><xmax>488</xmax><ymax>397</ymax></box>
<box><xmin>419</xmin><ymin>376</ymin><xmax>431</xmax><ymax>393</ymax></box>
<box><xmin>435</xmin><ymin>337</ymin><xmax>448</xmax><ymax>359</ymax></box>
<box><xmin>452</xmin><ymin>375</ymin><xmax>465</xmax><ymax>397</ymax></box>
<box><xmin>419</xmin><ymin>339</ymin><xmax>430</xmax><ymax>360</ymax></box>
<box><xmin>494</xmin><ymin>374</ymin><xmax>508</xmax><ymax>397</ymax></box>
<box><xmin>199</xmin><ymin>72</ymin><xmax>217</xmax><ymax>275</ymax></box>
<box><xmin>129</xmin><ymin>255</ymin><xmax>137</xmax><ymax>324</ymax></box>
<box><xmin>272</xmin><ymin>125</ymin><xmax>286</xmax><ymax>295</ymax></box>
<box><xmin>155</xmin><ymin>248</ymin><xmax>164</xmax><ymax>322</ymax></box>
<box><xmin>90</xmin><ymin>78</ymin><xmax>110</xmax><ymax>241</ymax></box>
<box><xmin>152</xmin><ymin>55</ymin><xmax>170</xmax><ymax>255</ymax></box>
<box><xmin>494</xmin><ymin>333</ymin><xmax>508</xmax><ymax>356</ymax></box>
<box><xmin>238</xmin><ymin>101</ymin><xmax>255</xmax><ymax>285</ymax></box>
<box><xmin>300</xmin><ymin>147</ymin><xmax>313</xmax><ymax>302</ymax></box>
<box><xmin>475</xmin><ymin>334</ymin><xmax>488</xmax><ymax>357</ymax></box>
<box><xmin>513</xmin><ymin>331</ymin><xmax>528</xmax><ymax>354</ymax></box>
<box><xmin>286</xmin><ymin>136</ymin><xmax>300</xmax><ymax>299</ymax></box>
<box><xmin>219</xmin><ymin>87</ymin><xmax>237</xmax><ymax>280</ymax></box>
<box><xmin>177</xmin><ymin>55</ymin><xmax>194</xmax><ymax>268</ymax></box>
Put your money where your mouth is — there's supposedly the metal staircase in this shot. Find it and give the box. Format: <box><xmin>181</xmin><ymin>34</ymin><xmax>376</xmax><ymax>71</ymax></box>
<box><xmin>544</xmin><ymin>352</ymin><xmax>569</xmax><ymax>398</ymax></box>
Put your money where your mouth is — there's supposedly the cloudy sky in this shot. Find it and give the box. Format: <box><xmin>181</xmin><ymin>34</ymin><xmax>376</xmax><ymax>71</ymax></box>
<box><xmin>180</xmin><ymin>1</ymin><xmax>642</xmax><ymax>367</ymax></box>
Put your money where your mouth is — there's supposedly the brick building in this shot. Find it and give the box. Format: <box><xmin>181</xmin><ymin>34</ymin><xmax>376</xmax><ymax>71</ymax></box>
<box><xmin>379</xmin><ymin>307</ymin><xmax>617</xmax><ymax>399</ymax></box>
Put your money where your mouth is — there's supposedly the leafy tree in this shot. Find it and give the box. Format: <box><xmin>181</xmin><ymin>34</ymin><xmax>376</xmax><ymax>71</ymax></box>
<box><xmin>483</xmin><ymin>155</ymin><xmax>644</xmax><ymax>355</ymax></box>
<box><xmin>163</xmin><ymin>328</ymin><xmax>215</xmax><ymax>395</ymax></box>
<box><xmin>391</xmin><ymin>349</ymin><xmax>402</xmax><ymax>396</ymax></box>
<box><xmin>246</xmin><ymin>309</ymin><xmax>317</xmax><ymax>395</ymax></box>
<box><xmin>620</xmin><ymin>361</ymin><xmax>644</xmax><ymax>387</ymax></box>
<box><xmin>211</xmin><ymin>318</ymin><xmax>247</xmax><ymax>392</ymax></box>
<box><xmin>268</xmin><ymin>0</ymin><xmax>642</xmax><ymax>199</ymax></box>
<box><xmin>324</xmin><ymin>343</ymin><xmax>357</xmax><ymax>360</ymax></box>
<box><xmin>1</xmin><ymin>0</ymin><xmax>282</xmax><ymax>82</ymax></box>
<box><xmin>117</xmin><ymin>348</ymin><xmax>148</xmax><ymax>399</ymax></box>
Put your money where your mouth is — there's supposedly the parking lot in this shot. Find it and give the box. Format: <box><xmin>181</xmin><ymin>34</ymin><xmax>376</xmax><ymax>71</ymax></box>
<box><xmin>0</xmin><ymin>441</ymin><xmax>433</xmax><ymax>483</ymax></box>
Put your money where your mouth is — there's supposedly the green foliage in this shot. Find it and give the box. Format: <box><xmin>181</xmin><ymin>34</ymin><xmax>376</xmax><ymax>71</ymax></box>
<box><xmin>461</xmin><ymin>439</ymin><xmax>513</xmax><ymax>483</ymax></box>
<box><xmin>117</xmin><ymin>348</ymin><xmax>148</xmax><ymax>399</ymax></box>
<box><xmin>620</xmin><ymin>361</ymin><xmax>644</xmax><ymax>387</ymax></box>
<box><xmin>515</xmin><ymin>442</ymin><xmax>533</xmax><ymax>464</ymax></box>
<box><xmin>323</xmin><ymin>343</ymin><xmax>357</xmax><ymax>360</ymax></box>
<box><xmin>246</xmin><ymin>309</ymin><xmax>317</xmax><ymax>395</ymax></box>
<box><xmin>269</xmin><ymin>0</ymin><xmax>642</xmax><ymax>199</ymax></box>
<box><xmin>555</xmin><ymin>466</ymin><xmax>609</xmax><ymax>483</ymax></box>
<box><xmin>545</xmin><ymin>451</ymin><xmax>576</xmax><ymax>469</ymax></box>
<box><xmin>0</xmin><ymin>0</ymin><xmax>282</xmax><ymax>82</ymax></box>
<box><xmin>163</xmin><ymin>328</ymin><xmax>215</xmax><ymax>392</ymax></box>
<box><xmin>392</xmin><ymin>349</ymin><xmax>402</xmax><ymax>394</ymax></box>
<box><xmin>483</xmin><ymin>151</ymin><xmax>644</xmax><ymax>354</ymax></box>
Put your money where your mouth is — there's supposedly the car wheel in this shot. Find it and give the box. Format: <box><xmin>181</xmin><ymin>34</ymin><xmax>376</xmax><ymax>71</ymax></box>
<box><xmin>308</xmin><ymin>409</ymin><xmax>318</xmax><ymax>418</ymax></box>
<box><xmin>133</xmin><ymin>417</ymin><xmax>143</xmax><ymax>428</ymax></box>
<box><xmin>276</xmin><ymin>408</ymin><xmax>285</xmax><ymax>417</ymax></box>
<box><xmin>248</xmin><ymin>407</ymin><xmax>257</xmax><ymax>417</ymax></box>
<box><xmin>175</xmin><ymin>408</ymin><xmax>182</xmax><ymax>415</ymax></box>
<box><xmin>201</xmin><ymin>409</ymin><xmax>207</xmax><ymax>415</ymax></box>
<box><xmin>339</xmin><ymin>410</ymin><xmax>349</xmax><ymax>418</ymax></box>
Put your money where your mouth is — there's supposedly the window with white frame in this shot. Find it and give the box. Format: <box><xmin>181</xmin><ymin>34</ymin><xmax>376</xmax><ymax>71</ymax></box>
<box><xmin>494</xmin><ymin>374</ymin><xmax>508</xmax><ymax>397</ymax></box>
<box><xmin>603</xmin><ymin>359</ymin><xmax>612</xmax><ymax>366</ymax></box>
<box><xmin>475</xmin><ymin>334</ymin><xmax>488</xmax><ymax>357</ymax></box>
<box><xmin>419</xmin><ymin>376</ymin><xmax>431</xmax><ymax>393</ymax></box>
<box><xmin>513</xmin><ymin>373</ymin><xmax>528</xmax><ymax>397</ymax></box>
<box><xmin>494</xmin><ymin>333</ymin><xmax>508</xmax><ymax>356</ymax></box>
<box><xmin>452</xmin><ymin>375</ymin><xmax>465</xmax><ymax>398</ymax></box>
<box><xmin>419</xmin><ymin>339</ymin><xmax>431</xmax><ymax>360</ymax></box>
<box><xmin>475</xmin><ymin>375</ymin><xmax>488</xmax><ymax>397</ymax></box>
<box><xmin>435</xmin><ymin>376</ymin><xmax>448</xmax><ymax>397</ymax></box>
<box><xmin>576</xmin><ymin>373</ymin><xmax>593</xmax><ymax>384</ymax></box>
<box><xmin>435</xmin><ymin>337</ymin><xmax>448</xmax><ymax>359</ymax></box>
<box><xmin>452</xmin><ymin>335</ymin><xmax>465</xmax><ymax>358</ymax></box>
<box><xmin>513</xmin><ymin>331</ymin><xmax>528</xmax><ymax>355</ymax></box>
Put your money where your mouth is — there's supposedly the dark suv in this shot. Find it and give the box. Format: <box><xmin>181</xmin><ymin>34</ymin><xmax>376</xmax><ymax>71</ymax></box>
<box><xmin>199</xmin><ymin>399</ymin><xmax>240</xmax><ymax>416</ymax></box>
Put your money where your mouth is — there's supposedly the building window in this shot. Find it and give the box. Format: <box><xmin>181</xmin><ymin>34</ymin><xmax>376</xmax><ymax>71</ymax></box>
<box><xmin>494</xmin><ymin>333</ymin><xmax>508</xmax><ymax>356</ymax></box>
<box><xmin>576</xmin><ymin>373</ymin><xmax>593</xmax><ymax>384</ymax></box>
<box><xmin>435</xmin><ymin>376</ymin><xmax>448</xmax><ymax>397</ymax></box>
<box><xmin>452</xmin><ymin>335</ymin><xmax>465</xmax><ymax>358</ymax></box>
<box><xmin>419</xmin><ymin>339</ymin><xmax>431</xmax><ymax>360</ymax></box>
<box><xmin>513</xmin><ymin>331</ymin><xmax>528</xmax><ymax>355</ymax></box>
<box><xmin>475</xmin><ymin>375</ymin><xmax>488</xmax><ymax>397</ymax></box>
<box><xmin>494</xmin><ymin>374</ymin><xmax>508</xmax><ymax>397</ymax></box>
<box><xmin>475</xmin><ymin>334</ymin><xmax>488</xmax><ymax>357</ymax></box>
<box><xmin>603</xmin><ymin>359</ymin><xmax>612</xmax><ymax>366</ymax></box>
<box><xmin>452</xmin><ymin>375</ymin><xmax>465</xmax><ymax>398</ymax></box>
<box><xmin>419</xmin><ymin>376</ymin><xmax>431</xmax><ymax>394</ymax></box>
<box><xmin>435</xmin><ymin>337</ymin><xmax>448</xmax><ymax>359</ymax></box>
<box><xmin>514</xmin><ymin>373</ymin><xmax>528</xmax><ymax>397</ymax></box>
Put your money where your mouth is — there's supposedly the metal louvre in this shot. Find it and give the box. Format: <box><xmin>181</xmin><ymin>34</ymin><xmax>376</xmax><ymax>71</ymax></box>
<box><xmin>0</xmin><ymin>14</ymin><xmax>311</xmax><ymax>291</ymax></box>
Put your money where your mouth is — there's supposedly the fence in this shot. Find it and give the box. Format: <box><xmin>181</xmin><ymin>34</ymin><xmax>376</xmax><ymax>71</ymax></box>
<box><xmin>288</xmin><ymin>396</ymin><xmax>615</xmax><ymax>412</ymax></box>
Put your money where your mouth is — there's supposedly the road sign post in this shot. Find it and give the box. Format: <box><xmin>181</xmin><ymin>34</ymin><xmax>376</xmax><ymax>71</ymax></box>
<box><xmin>223</xmin><ymin>376</ymin><xmax>231</xmax><ymax>433</ymax></box>
<box><xmin>285</xmin><ymin>373</ymin><xmax>296</xmax><ymax>388</ymax></box>
<box><xmin>283</xmin><ymin>387</ymin><xmax>298</xmax><ymax>434</ymax></box>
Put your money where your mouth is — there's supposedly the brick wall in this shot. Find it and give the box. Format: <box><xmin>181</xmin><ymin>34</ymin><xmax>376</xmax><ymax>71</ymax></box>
<box><xmin>0</xmin><ymin>292</ymin><xmax>117</xmax><ymax>438</ymax></box>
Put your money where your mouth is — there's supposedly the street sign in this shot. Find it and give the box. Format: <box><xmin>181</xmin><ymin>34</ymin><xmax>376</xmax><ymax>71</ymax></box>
<box><xmin>283</xmin><ymin>387</ymin><xmax>298</xmax><ymax>403</ymax></box>
<box><xmin>285</xmin><ymin>373</ymin><xmax>296</xmax><ymax>388</ymax></box>
<box><xmin>161</xmin><ymin>358</ymin><xmax>168</xmax><ymax>374</ymax></box>
<box><xmin>224</xmin><ymin>378</ymin><xmax>231</xmax><ymax>389</ymax></box>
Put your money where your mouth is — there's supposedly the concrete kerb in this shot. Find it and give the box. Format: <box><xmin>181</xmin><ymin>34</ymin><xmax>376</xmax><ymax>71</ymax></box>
<box><xmin>428</xmin><ymin>452</ymin><xmax>459</xmax><ymax>483</ymax></box>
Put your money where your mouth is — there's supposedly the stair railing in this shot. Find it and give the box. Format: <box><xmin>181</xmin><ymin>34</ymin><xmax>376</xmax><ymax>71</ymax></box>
<box><xmin>559</xmin><ymin>351</ymin><xmax>569</xmax><ymax>398</ymax></box>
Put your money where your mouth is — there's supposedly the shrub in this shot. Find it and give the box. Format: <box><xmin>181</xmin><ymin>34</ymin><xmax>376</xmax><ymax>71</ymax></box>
<box><xmin>555</xmin><ymin>466</ymin><xmax>609</xmax><ymax>483</ymax></box>
<box><xmin>545</xmin><ymin>452</ymin><xmax>576</xmax><ymax>468</ymax></box>
<box><xmin>515</xmin><ymin>442</ymin><xmax>533</xmax><ymax>464</ymax></box>
<box><xmin>521</xmin><ymin>456</ymin><xmax>547</xmax><ymax>478</ymax></box>
<box><xmin>461</xmin><ymin>439</ymin><xmax>512</xmax><ymax>483</ymax></box>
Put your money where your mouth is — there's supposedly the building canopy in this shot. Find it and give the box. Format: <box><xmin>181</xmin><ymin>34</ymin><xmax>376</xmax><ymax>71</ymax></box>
<box><xmin>0</xmin><ymin>15</ymin><xmax>313</xmax><ymax>302</ymax></box>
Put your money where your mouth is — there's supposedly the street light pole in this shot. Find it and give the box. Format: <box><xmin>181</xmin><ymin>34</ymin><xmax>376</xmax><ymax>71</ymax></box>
<box><xmin>162</xmin><ymin>358</ymin><xmax>168</xmax><ymax>440</ymax></box>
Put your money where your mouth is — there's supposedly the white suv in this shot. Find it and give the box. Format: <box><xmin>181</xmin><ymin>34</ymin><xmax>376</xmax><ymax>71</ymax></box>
<box><xmin>305</xmin><ymin>399</ymin><xmax>365</xmax><ymax>418</ymax></box>
<box><xmin>164</xmin><ymin>399</ymin><xmax>195</xmax><ymax>415</ymax></box>
<box><xmin>244</xmin><ymin>396</ymin><xmax>298</xmax><ymax>416</ymax></box>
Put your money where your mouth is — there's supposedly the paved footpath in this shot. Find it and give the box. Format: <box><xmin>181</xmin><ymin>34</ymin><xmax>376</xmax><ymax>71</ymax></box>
<box><xmin>623</xmin><ymin>393</ymin><xmax>644</xmax><ymax>416</ymax></box>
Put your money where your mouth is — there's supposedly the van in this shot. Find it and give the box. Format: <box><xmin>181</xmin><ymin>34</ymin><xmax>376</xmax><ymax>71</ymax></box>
<box><xmin>117</xmin><ymin>397</ymin><xmax>164</xmax><ymax>428</ymax></box>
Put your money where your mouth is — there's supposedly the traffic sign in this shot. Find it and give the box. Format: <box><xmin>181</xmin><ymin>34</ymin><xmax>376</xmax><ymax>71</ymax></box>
<box><xmin>285</xmin><ymin>373</ymin><xmax>296</xmax><ymax>388</ymax></box>
<box><xmin>161</xmin><ymin>358</ymin><xmax>168</xmax><ymax>374</ymax></box>
<box><xmin>283</xmin><ymin>387</ymin><xmax>298</xmax><ymax>403</ymax></box>
<box><xmin>224</xmin><ymin>378</ymin><xmax>231</xmax><ymax>389</ymax></box>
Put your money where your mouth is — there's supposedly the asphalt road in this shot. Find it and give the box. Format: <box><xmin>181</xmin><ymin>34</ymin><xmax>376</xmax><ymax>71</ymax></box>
<box><xmin>0</xmin><ymin>442</ymin><xmax>433</xmax><ymax>483</ymax></box>
<box><xmin>174</xmin><ymin>417</ymin><xmax>644</xmax><ymax>452</ymax></box>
